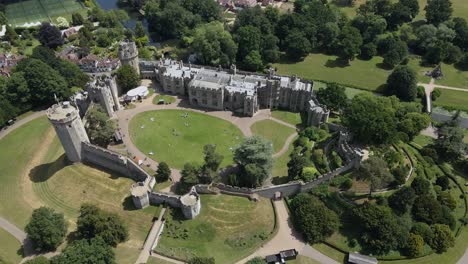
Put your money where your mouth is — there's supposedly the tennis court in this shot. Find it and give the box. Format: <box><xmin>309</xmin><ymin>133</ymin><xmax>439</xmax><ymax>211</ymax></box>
<box><xmin>5</xmin><ymin>0</ymin><xmax>85</xmax><ymax>27</ymax></box>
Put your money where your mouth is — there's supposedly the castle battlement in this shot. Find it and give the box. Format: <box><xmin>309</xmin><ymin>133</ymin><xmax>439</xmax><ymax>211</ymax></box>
<box><xmin>47</xmin><ymin>102</ymin><xmax>80</xmax><ymax>124</ymax></box>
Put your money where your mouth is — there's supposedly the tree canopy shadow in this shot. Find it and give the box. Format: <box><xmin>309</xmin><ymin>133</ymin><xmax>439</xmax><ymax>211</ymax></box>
<box><xmin>29</xmin><ymin>154</ymin><xmax>69</xmax><ymax>183</ymax></box>
<box><xmin>376</xmin><ymin>62</ymin><xmax>394</xmax><ymax>71</ymax></box>
<box><xmin>325</xmin><ymin>58</ymin><xmax>350</xmax><ymax>68</ymax></box>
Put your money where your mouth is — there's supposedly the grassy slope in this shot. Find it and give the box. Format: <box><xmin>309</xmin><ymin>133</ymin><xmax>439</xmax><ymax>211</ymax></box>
<box><xmin>0</xmin><ymin>228</ymin><xmax>22</xmax><ymax>264</ymax></box>
<box><xmin>129</xmin><ymin>110</ymin><xmax>244</xmax><ymax>169</ymax></box>
<box><xmin>0</xmin><ymin>116</ymin><xmax>51</xmax><ymax>228</ymax></box>
<box><xmin>271</xmin><ymin>110</ymin><xmax>303</xmax><ymax>127</ymax></box>
<box><xmin>157</xmin><ymin>195</ymin><xmax>275</xmax><ymax>264</ymax></box>
<box><xmin>251</xmin><ymin>119</ymin><xmax>296</xmax><ymax>153</ymax></box>
<box><xmin>433</xmin><ymin>89</ymin><xmax>468</xmax><ymax>112</ymax></box>
<box><xmin>147</xmin><ymin>256</ymin><xmax>174</xmax><ymax>264</ymax></box>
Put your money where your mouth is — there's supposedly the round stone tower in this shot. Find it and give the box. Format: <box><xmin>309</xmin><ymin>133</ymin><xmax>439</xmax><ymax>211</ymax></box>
<box><xmin>118</xmin><ymin>40</ymin><xmax>139</xmax><ymax>74</ymax></box>
<box><xmin>47</xmin><ymin>102</ymin><xmax>89</xmax><ymax>163</ymax></box>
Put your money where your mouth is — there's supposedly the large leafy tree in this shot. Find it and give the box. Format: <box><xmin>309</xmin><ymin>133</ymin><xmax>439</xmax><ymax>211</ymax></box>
<box><xmin>412</xmin><ymin>195</ymin><xmax>443</xmax><ymax>225</ymax></box>
<box><xmin>180</xmin><ymin>162</ymin><xmax>201</xmax><ymax>192</ymax></box>
<box><xmin>342</xmin><ymin>93</ymin><xmax>398</xmax><ymax>144</ymax></box>
<box><xmin>434</xmin><ymin>119</ymin><xmax>467</xmax><ymax>161</ymax></box>
<box><xmin>50</xmin><ymin>238</ymin><xmax>115</xmax><ymax>264</ymax></box>
<box><xmin>388</xmin><ymin>186</ymin><xmax>416</xmax><ymax>215</ymax></box>
<box><xmin>290</xmin><ymin>193</ymin><xmax>339</xmax><ymax>244</ymax></box>
<box><xmin>234</xmin><ymin>136</ymin><xmax>273</xmax><ymax>187</ymax></box>
<box><xmin>350</xmin><ymin>202</ymin><xmax>408</xmax><ymax>254</ymax></box>
<box><xmin>336</xmin><ymin>25</ymin><xmax>363</xmax><ymax>62</ymax></box>
<box><xmin>357</xmin><ymin>157</ymin><xmax>394</xmax><ymax>193</ymax></box>
<box><xmin>316</xmin><ymin>83</ymin><xmax>348</xmax><ymax>112</ymax></box>
<box><xmin>156</xmin><ymin>162</ymin><xmax>171</xmax><ymax>182</ymax></box>
<box><xmin>115</xmin><ymin>64</ymin><xmax>140</xmax><ymax>93</ymax></box>
<box><xmin>425</xmin><ymin>0</ymin><xmax>453</xmax><ymax>25</ymax></box>
<box><xmin>405</xmin><ymin>233</ymin><xmax>424</xmax><ymax>257</ymax></box>
<box><xmin>284</xmin><ymin>30</ymin><xmax>311</xmax><ymax>61</ymax></box>
<box><xmin>25</xmin><ymin>207</ymin><xmax>67</xmax><ymax>252</ymax></box>
<box><xmin>76</xmin><ymin>204</ymin><xmax>128</xmax><ymax>247</ymax></box>
<box><xmin>37</xmin><ymin>22</ymin><xmax>64</xmax><ymax>49</ymax></box>
<box><xmin>429</xmin><ymin>224</ymin><xmax>455</xmax><ymax>253</ymax></box>
<box><xmin>386</xmin><ymin>65</ymin><xmax>418</xmax><ymax>101</ymax></box>
<box><xmin>192</xmin><ymin>22</ymin><xmax>237</xmax><ymax>66</ymax></box>
<box><xmin>85</xmin><ymin>106</ymin><xmax>115</xmax><ymax>147</ymax></box>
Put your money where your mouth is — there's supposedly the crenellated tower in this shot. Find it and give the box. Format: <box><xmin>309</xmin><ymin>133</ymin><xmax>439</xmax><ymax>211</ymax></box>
<box><xmin>118</xmin><ymin>40</ymin><xmax>140</xmax><ymax>73</ymax></box>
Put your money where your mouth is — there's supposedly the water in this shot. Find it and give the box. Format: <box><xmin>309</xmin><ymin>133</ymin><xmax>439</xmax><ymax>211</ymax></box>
<box><xmin>95</xmin><ymin>0</ymin><xmax>151</xmax><ymax>39</ymax></box>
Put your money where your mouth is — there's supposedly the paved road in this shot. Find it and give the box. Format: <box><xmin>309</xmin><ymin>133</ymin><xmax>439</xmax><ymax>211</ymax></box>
<box><xmin>235</xmin><ymin>200</ymin><xmax>338</xmax><ymax>264</ymax></box>
<box><xmin>0</xmin><ymin>111</ymin><xmax>46</xmax><ymax>141</ymax></box>
<box><xmin>418</xmin><ymin>79</ymin><xmax>468</xmax><ymax>113</ymax></box>
<box><xmin>135</xmin><ymin>208</ymin><xmax>167</xmax><ymax>264</ymax></box>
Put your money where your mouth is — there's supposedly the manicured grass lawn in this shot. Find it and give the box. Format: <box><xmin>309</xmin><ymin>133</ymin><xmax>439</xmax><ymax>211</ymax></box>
<box><xmin>157</xmin><ymin>195</ymin><xmax>275</xmax><ymax>263</ymax></box>
<box><xmin>153</xmin><ymin>94</ymin><xmax>176</xmax><ymax>105</ymax></box>
<box><xmin>313</xmin><ymin>243</ymin><xmax>347</xmax><ymax>264</ymax></box>
<box><xmin>0</xmin><ymin>116</ymin><xmax>51</xmax><ymax>228</ymax></box>
<box><xmin>129</xmin><ymin>110</ymin><xmax>244</xmax><ymax>169</ymax></box>
<box><xmin>0</xmin><ymin>228</ymin><xmax>22</xmax><ymax>264</ymax></box>
<box><xmin>411</xmin><ymin>134</ymin><xmax>434</xmax><ymax>148</ymax></box>
<box><xmin>147</xmin><ymin>256</ymin><xmax>174</xmax><ymax>264</ymax></box>
<box><xmin>251</xmin><ymin>119</ymin><xmax>296</xmax><ymax>153</ymax></box>
<box><xmin>435</xmin><ymin>63</ymin><xmax>468</xmax><ymax>89</ymax></box>
<box><xmin>288</xmin><ymin>255</ymin><xmax>322</xmax><ymax>264</ymax></box>
<box><xmin>271</xmin><ymin>110</ymin><xmax>303</xmax><ymax>127</ymax></box>
<box><xmin>432</xmin><ymin>89</ymin><xmax>468</xmax><ymax>112</ymax></box>
<box><xmin>272</xmin><ymin>136</ymin><xmax>297</xmax><ymax>184</ymax></box>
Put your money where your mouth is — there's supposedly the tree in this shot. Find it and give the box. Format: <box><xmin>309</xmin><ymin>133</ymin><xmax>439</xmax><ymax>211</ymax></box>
<box><xmin>85</xmin><ymin>106</ymin><xmax>115</xmax><ymax>147</ymax></box>
<box><xmin>134</xmin><ymin>21</ymin><xmax>146</xmax><ymax>38</ymax></box>
<box><xmin>25</xmin><ymin>207</ymin><xmax>67</xmax><ymax>252</ymax></box>
<box><xmin>342</xmin><ymin>93</ymin><xmax>398</xmax><ymax>144</ymax></box>
<box><xmin>383</xmin><ymin>40</ymin><xmax>408</xmax><ymax>68</ymax></box>
<box><xmin>290</xmin><ymin>193</ymin><xmax>339</xmax><ymax>244</ymax></box>
<box><xmin>336</xmin><ymin>25</ymin><xmax>363</xmax><ymax>62</ymax></box>
<box><xmin>406</xmin><ymin>233</ymin><xmax>424</xmax><ymax>257</ymax></box>
<box><xmin>243</xmin><ymin>50</ymin><xmax>263</xmax><ymax>71</ymax></box>
<box><xmin>357</xmin><ymin>157</ymin><xmax>394</xmax><ymax>193</ymax></box>
<box><xmin>77</xmin><ymin>204</ymin><xmax>128</xmax><ymax>247</ymax></box>
<box><xmin>443</xmin><ymin>43</ymin><xmax>463</xmax><ymax>64</ymax></box>
<box><xmin>437</xmin><ymin>191</ymin><xmax>457</xmax><ymax>210</ymax></box>
<box><xmin>156</xmin><ymin>162</ymin><xmax>171</xmax><ymax>182</ymax></box>
<box><xmin>425</xmin><ymin>0</ymin><xmax>452</xmax><ymax>25</ymax></box>
<box><xmin>284</xmin><ymin>30</ymin><xmax>311</xmax><ymax>60</ymax></box>
<box><xmin>187</xmin><ymin>257</ymin><xmax>215</xmax><ymax>264</ymax></box>
<box><xmin>57</xmin><ymin>60</ymin><xmax>89</xmax><ymax>88</ymax></box>
<box><xmin>435</xmin><ymin>176</ymin><xmax>449</xmax><ymax>190</ymax></box>
<box><xmin>203</xmin><ymin>144</ymin><xmax>223</xmax><ymax>172</ymax></box>
<box><xmin>30</xmin><ymin>45</ymin><xmax>59</xmax><ymax>67</ymax></box>
<box><xmin>37</xmin><ymin>22</ymin><xmax>64</xmax><ymax>49</ymax></box>
<box><xmin>302</xmin><ymin>166</ymin><xmax>319</xmax><ymax>181</ymax></box>
<box><xmin>452</xmin><ymin>18</ymin><xmax>468</xmax><ymax>52</ymax></box>
<box><xmin>350</xmin><ymin>202</ymin><xmax>408</xmax><ymax>254</ymax></box>
<box><xmin>434</xmin><ymin>120</ymin><xmax>467</xmax><ymax>161</ymax></box>
<box><xmin>115</xmin><ymin>64</ymin><xmax>140</xmax><ymax>93</ymax></box>
<box><xmin>287</xmin><ymin>147</ymin><xmax>309</xmax><ymax>181</ymax></box>
<box><xmin>180</xmin><ymin>162</ymin><xmax>201</xmax><ymax>192</ymax></box>
<box><xmin>388</xmin><ymin>186</ymin><xmax>416</xmax><ymax>215</ymax></box>
<box><xmin>411</xmin><ymin>222</ymin><xmax>434</xmax><ymax>243</ymax></box>
<box><xmin>429</xmin><ymin>224</ymin><xmax>455</xmax><ymax>253</ymax></box>
<box><xmin>192</xmin><ymin>22</ymin><xmax>237</xmax><ymax>66</ymax></box>
<box><xmin>50</xmin><ymin>238</ymin><xmax>115</xmax><ymax>264</ymax></box>
<box><xmin>71</xmin><ymin>13</ymin><xmax>85</xmax><ymax>26</ymax></box>
<box><xmin>316</xmin><ymin>84</ymin><xmax>348</xmax><ymax>112</ymax></box>
<box><xmin>398</xmin><ymin>112</ymin><xmax>431</xmax><ymax>140</ymax></box>
<box><xmin>412</xmin><ymin>195</ymin><xmax>443</xmax><ymax>225</ymax></box>
<box><xmin>360</xmin><ymin>43</ymin><xmax>377</xmax><ymax>59</ymax></box>
<box><xmin>24</xmin><ymin>256</ymin><xmax>50</xmax><ymax>264</ymax></box>
<box><xmin>411</xmin><ymin>176</ymin><xmax>431</xmax><ymax>195</ymax></box>
<box><xmin>400</xmin><ymin>0</ymin><xmax>420</xmax><ymax>19</ymax></box>
<box><xmin>146</xmin><ymin>2</ymin><xmax>196</xmax><ymax>40</ymax></box>
<box><xmin>386</xmin><ymin>66</ymin><xmax>417</xmax><ymax>101</ymax></box>
<box><xmin>234</xmin><ymin>136</ymin><xmax>273</xmax><ymax>187</ymax></box>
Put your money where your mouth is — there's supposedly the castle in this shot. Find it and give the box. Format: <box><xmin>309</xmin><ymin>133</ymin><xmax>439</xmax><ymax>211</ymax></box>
<box><xmin>141</xmin><ymin>59</ymin><xmax>329</xmax><ymax>126</ymax></box>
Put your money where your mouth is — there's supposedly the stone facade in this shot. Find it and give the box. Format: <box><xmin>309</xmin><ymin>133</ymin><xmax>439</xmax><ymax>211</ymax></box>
<box><xmin>119</xmin><ymin>40</ymin><xmax>139</xmax><ymax>73</ymax></box>
<box><xmin>306</xmin><ymin>98</ymin><xmax>329</xmax><ymax>127</ymax></box>
<box><xmin>86</xmin><ymin>75</ymin><xmax>121</xmax><ymax>117</ymax></box>
<box><xmin>148</xmin><ymin>59</ymin><xmax>314</xmax><ymax>117</ymax></box>
<box><xmin>47</xmin><ymin>102</ymin><xmax>90</xmax><ymax>162</ymax></box>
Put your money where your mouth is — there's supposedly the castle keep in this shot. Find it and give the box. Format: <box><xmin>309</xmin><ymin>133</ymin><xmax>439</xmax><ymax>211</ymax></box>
<box><xmin>119</xmin><ymin>40</ymin><xmax>139</xmax><ymax>73</ymax></box>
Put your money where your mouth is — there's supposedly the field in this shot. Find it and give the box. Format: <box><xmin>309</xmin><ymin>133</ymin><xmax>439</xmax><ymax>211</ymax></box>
<box><xmin>5</xmin><ymin>0</ymin><xmax>86</xmax><ymax>27</ymax></box>
<box><xmin>147</xmin><ymin>256</ymin><xmax>174</xmax><ymax>264</ymax></box>
<box><xmin>156</xmin><ymin>195</ymin><xmax>275</xmax><ymax>263</ymax></box>
<box><xmin>129</xmin><ymin>110</ymin><xmax>244</xmax><ymax>169</ymax></box>
<box><xmin>433</xmin><ymin>89</ymin><xmax>468</xmax><ymax>112</ymax></box>
<box><xmin>0</xmin><ymin>117</ymin><xmax>161</xmax><ymax>263</ymax></box>
<box><xmin>435</xmin><ymin>63</ymin><xmax>468</xmax><ymax>89</ymax></box>
<box><xmin>0</xmin><ymin>228</ymin><xmax>22</xmax><ymax>264</ymax></box>
<box><xmin>153</xmin><ymin>94</ymin><xmax>176</xmax><ymax>105</ymax></box>
<box><xmin>251</xmin><ymin>119</ymin><xmax>296</xmax><ymax>153</ymax></box>
<box><xmin>274</xmin><ymin>55</ymin><xmax>436</xmax><ymax>92</ymax></box>
<box><xmin>271</xmin><ymin>110</ymin><xmax>303</xmax><ymax>127</ymax></box>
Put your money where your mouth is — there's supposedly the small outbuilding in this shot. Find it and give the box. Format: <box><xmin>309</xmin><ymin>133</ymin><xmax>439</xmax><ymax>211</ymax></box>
<box><xmin>348</xmin><ymin>252</ymin><xmax>378</xmax><ymax>264</ymax></box>
<box><xmin>265</xmin><ymin>249</ymin><xmax>298</xmax><ymax>264</ymax></box>
<box><xmin>125</xmin><ymin>86</ymin><xmax>149</xmax><ymax>101</ymax></box>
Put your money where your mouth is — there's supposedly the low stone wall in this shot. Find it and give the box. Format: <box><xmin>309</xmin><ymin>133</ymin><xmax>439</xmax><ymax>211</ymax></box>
<box><xmin>148</xmin><ymin>192</ymin><xmax>181</xmax><ymax>208</ymax></box>
<box><xmin>81</xmin><ymin>142</ymin><xmax>149</xmax><ymax>182</ymax></box>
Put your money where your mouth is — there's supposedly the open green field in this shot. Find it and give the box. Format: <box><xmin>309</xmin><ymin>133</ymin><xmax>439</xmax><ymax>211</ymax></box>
<box><xmin>0</xmin><ymin>228</ymin><xmax>22</xmax><ymax>264</ymax></box>
<box><xmin>288</xmin><ymin>255</ymin><xmax>322</xmax><ymax>264</ymax></box>
<box><xmin>271</xmin><ymin>110</ymin><xmax>303</xmax><ymax>127</ymax></box>
<box><xmin>5</xmin><ymin>0</ymin><xmax>86</xmax><ymax>27</ymax></box>
<box><xmin>157</xmin><ymin>195</ymin><xmax>275</xmax><ymax>263</ymax></box>
<box><xmin>251</xmin><ymin>119</ymin><xmax>296</xmax><ymax>153</ymax></box>
<box><xmin>433</xmin><ymin>89</ymin><xmax>468</xmax><ymax>112</ymax></box>
<box><xmin>129</xmin><ymin>110</ymin><xmax>244</xmax><ymax>169</ymax></box>
<box><xmin>0</xmin><ymin>116</ymin><xmax>161</xmax><ymax>263</ymax></box>
<box><xmin>147</xmin><ymin>256</ymin><xmax>174</xmax><ymax>264</ymax></box>
<box><xmin>411</xmin><ymin>134</ymin><xmax>434</xmax><ymax>148</ymax></box>
<box><xmin>274</xmin><ymin>55</ymin><xmax>435</xmax><ymax>92</ymax></box>
<box><xmin>435</xmin><ymin>63</ymin><xmax>468</xmax><ymax>89</ymax></box>
<box><xmin>153</xmin><ymin>94</ymin><xmax>176</xmax><ymax>105</ymax></box>
<box><xmin>272</xmin><ymin>135</ymin><xmax>297</xmax><ymax>184</ymax></box>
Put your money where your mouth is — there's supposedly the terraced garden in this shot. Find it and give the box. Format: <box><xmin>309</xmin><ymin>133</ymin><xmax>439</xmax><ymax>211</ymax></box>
<box><xmin>156</xmin><ymin>194</ymin><xmax>275</xmax><ymax>263</ymax></box>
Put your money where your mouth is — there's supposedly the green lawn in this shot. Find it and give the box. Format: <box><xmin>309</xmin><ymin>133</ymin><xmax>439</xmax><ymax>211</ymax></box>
<box><xmin>153</xmin><ymin>94</ymin><xmax>176</xmax><ymax>105</ymax></box>
<box><xmin>271</xmin><ymin>110</ymin><xmax>303</xmax><ymax>127</ymax></box>
<box><xmin>0</xmin><ymin>228</ymin><xmax>22</xmax><ymax>264</ymax></box>
<box><xmin>129</xmin><ymin>110</ymin><xmax>244</xmax><ymax>169</ymax></box>
<box><xmin>0</xmin><ymin>117</ymin><xmax>51</xmax><ymax>228</ymax></box>
<box><xmin>288</xmin><ymin>255</ymin><xmax>322</xmax><ymax>264</ymax></box>
<box><xmin>147</xmin><ymin>256</ymin><xmax>174</xmax><ymax>264</ymax></box>
<box><xmin>272</xmin><ymin>136</ymin><xmax>297</xmax><ymax>184</ymax></box>
<box><xmin>411</xmin><ymin>134</ymin><xmax>434</xmax><ymax>149</ymax></box>
<box><xmin>157</xmin><ymin>195</ymin><xmax>275</xmax><ymax>263</ymax></box>
<box><xmin>251</xmin><ymin>120</ymin><xmax>296</xmax><ymax>153</ymax></box>
<box><xmin>433</xmin><ymin>89</ymin><xmax>468</xmax><ymax>112</ymax></box>
<box><xmin>435</xmin><ymin>63</ymin><xmax>468</xmax><ymax>89</ymax></box>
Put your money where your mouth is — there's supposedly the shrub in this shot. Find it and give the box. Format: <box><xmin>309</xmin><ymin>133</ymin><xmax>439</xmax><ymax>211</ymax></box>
<box><xmin>406</xmin><ymin>233</ymin><xmax>424</xmax><ymax>257</ymax></box>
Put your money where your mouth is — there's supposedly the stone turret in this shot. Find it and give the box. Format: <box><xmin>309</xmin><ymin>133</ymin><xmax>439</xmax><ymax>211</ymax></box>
<box><xmin>118</xmin><ymin>40</ymin><xmax>139</xmax><ymax>73</ymax></box>
<box><xmin>180</xmin><ymin>187</ymin><xmax>201</xmax><ymax>219</ymax></box>
<box><xmin>47</xmin><ymin>102</ymin><xmax>89</xmax><ymax>162</ymax></box>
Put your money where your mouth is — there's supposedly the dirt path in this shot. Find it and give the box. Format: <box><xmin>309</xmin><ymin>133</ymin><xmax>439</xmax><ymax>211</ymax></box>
<box><xmin>135</xmin><ymin>208</ymin><xmax>167</xmax><ymax>264</ymax></box>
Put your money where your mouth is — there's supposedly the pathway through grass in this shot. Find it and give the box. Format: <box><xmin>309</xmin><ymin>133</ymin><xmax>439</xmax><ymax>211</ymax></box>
<box><xmin>251</xmin><ymin>119</ymin><xmax>296</xmax><ymax>153</ymax></box>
